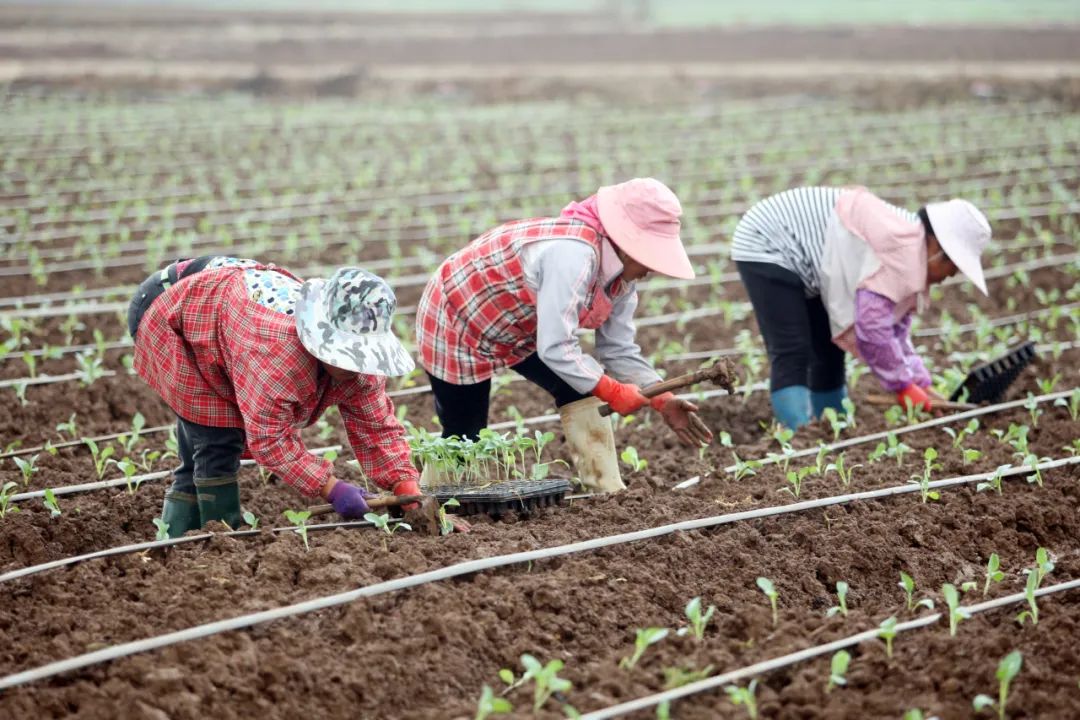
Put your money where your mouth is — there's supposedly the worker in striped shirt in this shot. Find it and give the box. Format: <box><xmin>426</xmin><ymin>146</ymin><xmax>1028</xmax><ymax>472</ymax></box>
<box><xmin>730</xmin><ymin>186</ymin><xmax>991</xmax><ymax>429</ymax></box>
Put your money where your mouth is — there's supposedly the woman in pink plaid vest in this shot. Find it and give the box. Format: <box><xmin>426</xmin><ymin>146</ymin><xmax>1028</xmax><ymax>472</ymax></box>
<box><xmin>415</xmin><ymin>178</ymin><xmax>713</xmax><ymax>491</ymax></box>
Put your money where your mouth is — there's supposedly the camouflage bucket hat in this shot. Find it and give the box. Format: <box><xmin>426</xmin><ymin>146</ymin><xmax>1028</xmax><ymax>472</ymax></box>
<box><xmin>295</xmin><ymin>268</ymin><xmax>415</xmax><ymax>377</ymax></box>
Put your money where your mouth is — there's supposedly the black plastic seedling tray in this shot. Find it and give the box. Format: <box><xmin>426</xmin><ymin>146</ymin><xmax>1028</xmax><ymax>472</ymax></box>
<box><xmin>950</xmin><ymin>341</ymin><xmax>1037</xmax><ymax>404</ymax></box>
<box><xmin>428</xmin><ymin>478</ymin><xmax>572</xmax><ymax>518</ymax></box>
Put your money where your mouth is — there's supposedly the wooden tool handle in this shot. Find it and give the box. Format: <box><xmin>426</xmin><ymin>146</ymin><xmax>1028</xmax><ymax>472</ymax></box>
<box><xmin>598</xmin><ymin>363</ymin><xmax>733</xmax><ymax>417</ymax></box>
<box><xmin>865</xmin><ymin>393</ymin><xmax>975</xmax><ymax>412</ymax></box>
<box><xmin>307</xmin><ymin>494</ymin><xmax>424</xmax><ymax>518</ymax></box>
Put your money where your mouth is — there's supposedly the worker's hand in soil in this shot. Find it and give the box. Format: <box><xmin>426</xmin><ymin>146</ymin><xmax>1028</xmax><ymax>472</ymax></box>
<box><xmin>896</xmin><ymin>383</ymin><xmax>932</xmax><ymax>412</ymax></box>
<box><xmin>393</xmin><ymin>478</ymin><xmax>423</xmax><ymax>511</ymax></box>
<box><xmin>324</xmin><ymin>479</ymin><xmax>373</xmax><ymax>520</ymax></box>
<box><xmin>592</xmin><ymin>375</ymin><xmax>650</xmax><ymax>415</ymax></box>
<box><xmin>651</xmin><ymin>392</ymin><xmax>714</xmax><ymax>447</ymax></box>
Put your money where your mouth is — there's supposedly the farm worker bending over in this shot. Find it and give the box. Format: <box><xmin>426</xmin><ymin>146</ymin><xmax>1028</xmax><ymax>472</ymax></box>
<box><xmin>415</xmin><ymin>177</ymin><xmax>713</xmax><ymax>493</ymax></box>
<box><xmin>730</xmin><ymin>186</ymin><xmax>991</xmax><ymax>429</ymax></box>
<box><xmin>128</xmin><ymin>256</ymin><xmax>422</xmax><ymax>537</ymax></box>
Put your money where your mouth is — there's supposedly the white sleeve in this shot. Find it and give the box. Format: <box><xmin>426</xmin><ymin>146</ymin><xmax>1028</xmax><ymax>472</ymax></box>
<box><xmin>594</xmin><ymin>290</ymin><xmax>662</xmax><ymax>388</ymax></box>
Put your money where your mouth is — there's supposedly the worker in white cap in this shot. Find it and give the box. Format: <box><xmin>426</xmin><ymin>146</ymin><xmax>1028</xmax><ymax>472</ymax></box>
<box><xmin>730</xmin><ymin>186</ymin><xmax>991</xmax><ymax>429</ymax></box>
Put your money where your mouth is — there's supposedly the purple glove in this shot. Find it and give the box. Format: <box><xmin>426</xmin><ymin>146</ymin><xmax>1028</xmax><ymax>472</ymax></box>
<box><xmin>326</xmin><ymin>482</ymin><xmax>372</xmax><ymax>520</ymax></box>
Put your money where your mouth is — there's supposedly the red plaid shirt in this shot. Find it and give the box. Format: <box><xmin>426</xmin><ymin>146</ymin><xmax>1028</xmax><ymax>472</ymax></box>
<box><xmin>133</xmin><ymin>265</ymin><xmax>417</xmax><ymax>497</ymax></box>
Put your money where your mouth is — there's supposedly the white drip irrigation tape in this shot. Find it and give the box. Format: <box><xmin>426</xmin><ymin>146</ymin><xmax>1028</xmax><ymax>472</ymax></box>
<box><xmin>0</xmin><ymin>456</ymin><xmax>1073</xmax><ymax>691</ymax></box>
<box><xmin>580</xmin><ymin>576</ymin><xmax>1080</xmax><ymax>720</ymax></box>
<box><xmin>0</xmin><ymin>370</ymin><xmax>117</xmax><ymax>389</ymax></box>
<box><xmin>723</xmin><ymin>388</ymin><xmax>1076</xmax><ymax>474</ymax></box>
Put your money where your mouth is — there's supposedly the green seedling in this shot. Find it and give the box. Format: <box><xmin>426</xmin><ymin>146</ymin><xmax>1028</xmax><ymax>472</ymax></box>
<box><xmin>826</xmin><ymin>650</ymin><xmax>851</xmax><ymax>692</ymax></box>
<box><xmin>756</xmin><ymin>577</ymin><xmax>780</xmax><ymax>627</ymax></box>
<box><xmin>43</xmin><ymin>440</ymin><xmax>58</xmax><ymax>457</ymax></box>
<box><xmin>137</xmin><ymin>449</ymin><xmax>162</xmax><ymax>472</ymax></box>
<box><xmin>75</xmin><ymin>350</ymin><xmax>106</xmax><ymax>386</ymax></box>
<box><xmin>780</xmin><ymin>466</ymin><xmax>813</xmax><ymax>499</ymax></box>
<box><xmin>903</xmin><ymin>710</ymin><xmax>939</xmax><ymax>720</ymax></box>
<box><xmin>1019</xmin><ymin>453</ymin><xmax>1052</xmax><ymax>488</ymax></box>
<box><xmin>825</xmin><ymin>452</ymin><xmax>860</xmax><ymax>487</ymax></box>
<box><xmin>717</xmin><ymin>431</ymin><xmax>733</xmax><ymax>448</ymax></box>
<box><xmin>909</xmin><ymin>447</ymin><xmax>941</xmax><ymax>503</ymax></box>
<box><xmin>42</xmin><ymin>488</ymin><xmax>61</xmax><ymax>517</ymax></box>
<box><xmin>1035</xmin><ymin>373</ymin><xmax>1061</xmax><ymax>394</ymax></box>
<box><xmin>365</xmin><ymin>511</ymin><xmax>412</xmax><ymax>550</ymax></box>
<box><xmin>242</xmin><ymin>511</ymin><xmax>259</xmax><ymax>530</ymax></box>
<box><xmin>811</xmin><ymin>445</ymin><xmax>830</xmax><ymax>475</ymax></box>
<box><xmin>942</xmin><ymin>583</ymin><xmax>970</xmax><ymax>636</ymax></box>
<box><xmin>474</xmin><ymin>684</ymin><xmax>512</xmax><ymax>720</ymax></box>
<box><xmin>116</xmin><ymin>412</ymin><xmax>146</xmax><ymax>453</ymax></box>
<box><xmin>943</xmin><ymin>418</ymin><xmax>980</xmax><ymax>449</ymax></box>
<box><xmin>519</xmin><ymin>654</ymin><xmax>572</xmax><ymax>712</ymax></box>
<box><xmin>12</xmin><ymin>381</ymin><xmax>28</xmax><ymax>408</ymax></box>
<box><xmin>878</xmin><ymin>616</ymin><xmax>898</xmax><ymax>658</ymax></box>
<box><xmin>83</xmin><ymin>438</ymin><xmax>115</xmax><ymax>480</ymax></box>
<box><xmin>826</xmin><ymin>581</ymin><xmax>849</xmax><ymax>618</ymax></box>
<box><xmin>870</xmin><ymin>432</ymin><xmax>912</xmax><ymax>466</ymax></box>
<box><xmin>658</xmin><ymin>665</ymin><xmax>715</xmax><ymax>718</ymax></box>
<box><xmin>620</xmin><ymin>446</ymin><xmax>647</xmax><ymax>473</ymax></box>
<box><xmin>153</xmin><ymin>517</ymin><xmax>170</xmax><ymax>541</ymax></box>
<box><xmin>731</xmin><ymin>453</ymin><xmax>761</xmax><ymax>481</ymax></box>
<box><xmin>962</xmin><ymin>447</ymin><xmax>983</xmax><ymax>465</ymax></box>
<box><xmin>21</xmin><ymin>351</ymin><xmax>36</xmax><ymax>379</ymax></box>
<box><xmin>284</xmin><ymin>509</ymin><xmax>312</xmax><ymax>550</ymax></box>
<box><xmin>973</xmin><ymin>650</ymin><xmax>1022</xmax><ymax>720</ymax></box>
<box><xmin>1033</xmin><ymin>547</ymin><xmax>1055</xmax><ymax>583</ymax></box>
<box><xmin>0</xmin><ymin>481</ymin><xmax>19</xmax><ymax>518</ymax></box>
<box><xmin>109</xmin><ymin>457</ymin><xmax>142</xmax><ymax>494</ymax></box>
<box><xmin>678</xmin><ymin>597</ymin><xmax>716</xmax><ymax>642</ymax></box>
<box><xmin>1022</xmin><ymin>394</ymin><xmax>1043</xmax><ymax>427</ymax></box>
<box><xmin>983</xmin><ymin>554</ymin><xmax>1005</xmax><ymax>596</ymax></box>
<box><xmin>899</xmin><ymin>572</ymin><xmax>935</xmax><ymax>612</ymax></box>
<box><xmin>977</xmin><ymin>465</ymin><xmax>1012</xmax><ymax>495</ymax></box>
<box><xmin>961</xmin><ymin>581</ymin><xmax>978</xmax><ymax>593</ymax></box>
<box><xmin>55</xmin><ymin>413</ymin><xmax>79</xmax><ymax>440</ymax></box>
<box><xmin>723</xmin><ymin>678</ymin><xmax>759</xmax><ymax>719</ymax></box>
<box><xmin>767</xmin><ymin>425</ymin><xmax>797</xmax><ymax>472</ymax></box>
<box><xmin>12</xmin><ymin>453</ymin><xmax>39</xmax><ymax>486</ymax></box>
<box><xmin>821</xmin><ymin>407</ymin><xmax>850</xmax><ymax>441</ymax></box>
<box><xmin>1053</xmin><ymin>387</ymin><xmax>1080</xmax><ymax>421</ymax></box>
<box><xmin>620</xmin><ymin>627</ymin><xmax>668</xmax><ymax>670</ymax></box>
<box><xmin>437</xmin><ymin>497</ymin><xmax>461</xmax><ymax>536</ymax></box>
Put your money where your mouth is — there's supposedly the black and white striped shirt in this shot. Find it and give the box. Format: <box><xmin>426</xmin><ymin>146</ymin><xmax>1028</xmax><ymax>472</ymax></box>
<box><xmin>730</xmin><ymin>187</ymin><xmax>916</xmax><ymax>294</ymax></box>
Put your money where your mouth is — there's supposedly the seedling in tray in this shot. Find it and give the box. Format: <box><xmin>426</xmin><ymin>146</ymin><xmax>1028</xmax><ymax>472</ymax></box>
<box><xmin>973</xmin><ymin>650</ymin><xmax>1022</xmax><ymax>720</ymax></box>
<box><xmin>619</xmin><ymin>627</ymin><xmax>668</xmax><ymax>670</ymax></box>
<box><xmin>756</xmin><ymin>577</ymin><xmax>780</xmax><ymax>627</ymax></box>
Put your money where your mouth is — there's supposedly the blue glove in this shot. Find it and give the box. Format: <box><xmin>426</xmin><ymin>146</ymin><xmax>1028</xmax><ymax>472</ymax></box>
<box><xmin>326</xmin><ymin>482</ymin><xmax>372</xmax><ymax>519</ymax></box>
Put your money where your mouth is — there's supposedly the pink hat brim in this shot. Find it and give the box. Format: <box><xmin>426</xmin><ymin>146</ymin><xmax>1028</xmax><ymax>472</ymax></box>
<box><xmin>597</xmin><ymin>185</ymin><xmax>695</xmax><ymax>280</ymax></box>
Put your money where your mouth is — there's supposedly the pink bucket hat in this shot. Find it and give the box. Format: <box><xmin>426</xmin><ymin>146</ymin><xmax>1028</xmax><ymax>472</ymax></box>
<box><xmin>926</xmin><ymin>199</ymin><xmax>991</xmax><ymax>295</ymax></box>
<box><xmin>596</xmin><ymin>178</ymin><xmax>694</xmax><ymax>279</ymax></box>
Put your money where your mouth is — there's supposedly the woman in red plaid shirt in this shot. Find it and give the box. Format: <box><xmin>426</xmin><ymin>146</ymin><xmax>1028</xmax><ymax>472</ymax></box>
<box><xmin>128</xmin><ymin>256</ymin><xmax>420</xmax><ymax>537</ymax></box>
<box><xmin>416</xmin><ymin>178</ymin><xmax>713</xmax><ymax>492</ymax></box>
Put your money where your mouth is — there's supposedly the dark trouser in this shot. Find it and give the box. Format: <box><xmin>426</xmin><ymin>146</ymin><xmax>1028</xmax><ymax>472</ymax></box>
<box><xmin>427</xmin><ymin>353</ymin><xmax>589</xmax><ymax>439</ymax></box>
<box><xmin>736</xmin><ymin>260</ymin><xmax>846</xmax><ymax>392</ymax></box>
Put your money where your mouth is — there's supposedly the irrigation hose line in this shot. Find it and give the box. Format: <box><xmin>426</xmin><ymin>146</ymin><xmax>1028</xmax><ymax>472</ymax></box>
<box><xmin>723</xmin><ymin>388</ymin><xmax>1077</xmax><ymax>474</ymax></box>
<box><xmin>0</xmin><ymin>457</ymin><xmax>1074</xmax><ymax>690</ymax></box>
<box><xmin>579</xmin><ymin>577</ymin><xmax>1080</xmax><ymax>720</ymax></box>
<box><xmin>2</xmin><ymin>456</ymin><xmax>1075</xmax><ymax>587</ymax></box>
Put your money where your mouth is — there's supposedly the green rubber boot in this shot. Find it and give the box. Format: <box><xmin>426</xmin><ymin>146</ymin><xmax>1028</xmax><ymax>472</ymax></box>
<box><xmin>161</xmin><ymin>491</ymin><xmax>201</xmax><ymax>538</ymax></box>
<box><xmin>194</xmin><ymin>475</ymin><xmax>243</xmax><ymax>531</ymax></box>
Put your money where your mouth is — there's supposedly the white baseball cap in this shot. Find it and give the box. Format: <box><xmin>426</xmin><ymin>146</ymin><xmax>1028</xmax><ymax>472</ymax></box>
<box><xmin>926</xmin><ymin>199</ymin><xmax>991</xmax><ymax>295</ymax></box>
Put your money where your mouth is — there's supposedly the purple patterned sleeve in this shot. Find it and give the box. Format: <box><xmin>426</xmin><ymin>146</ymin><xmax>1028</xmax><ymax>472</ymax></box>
<box><xmin>854</xmin><ymin>290</ymin><xmax>916</xmax><ymax>392</ymax></box>
<box><xmin>894</xmin><ymin>314</ymin><xmax>932</xmax><ymax>388</ymax></box>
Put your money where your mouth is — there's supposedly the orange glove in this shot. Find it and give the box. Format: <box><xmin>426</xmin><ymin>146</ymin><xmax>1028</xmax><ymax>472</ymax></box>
<box><xmin>896</xmin><ymin>383</ymin><xmax>932</xmax><ymax>412</ymax></box>
<box><xmin>592</xmin><ymin>375</ymin><xmax>650</xmax><ymax>415</ymax></box>
<box><xmin>650</xmin><ymin>392</ymin><xmax>714</xmax><ymax>447</ymax></box>
<box><xmin>393</xmin><ymin>478</ymin><xmax>422</xmax><ymax>511</ymax></box>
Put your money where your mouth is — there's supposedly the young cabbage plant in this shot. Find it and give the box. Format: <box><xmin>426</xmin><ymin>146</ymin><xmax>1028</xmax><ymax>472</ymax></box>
<box><xmin>942</xmin><ymin>418</ymin><xmax>980</xmax><ymax>449</ymax></box>
<box><xmin>55</xmin><ymin>413</ymin><xmax>79</xmax><ymax>440</ymax></box>
<box><xmin>153</xmin><ymin>517</ymin><xmax>170</xmax><ymax>541</ymax></box>
<box><xmin>109</xmin><ymin>457</ymin><xmax>142</xmax><ymax>494</ymax></box>
<box><xmin>962</xmin><ymin>447</ymin><xmax>983</xmax><ymax>466</ymax></box>
<box><xmin>365</xmin><ymin>511</ymin><xmax>412</xmax><ymax>551</ymax></box>
<box><xmin>942</xmin><ymin>584</ymin><xmax>971</xmax><ymax>636</ymax></box>
<box><xmin>903</xmin><ymin>710</ymin><xmax>940</xmax><ymax>720</ymax></box>
<box><xmin>474</xmin><ymin>685</ymin><xmax>512</xmax><ymax>720</ymax></box>
<box><xmin>983</xmin><ymin>553</ymin><xmax>1005</xmax><ymax>596</ymax></box>
<box><xmin>909</xmin><ymin>447</ymin><xmax>941</xmax><ymax>503</ymax></box>
<box><xmin>116</xmin><ymin>411</ymin><xmax>146</xmax><ymax>453</ymax></box>
<box><xmin>972</xmin><ymin>650</ymin><xmax>1022</xmax><ymax>720</ymax></box>
<box><xmin>899</xmin><ymin>572</ymin><xmax>935</xmax><ymax>612</ymax></box>
<box><xmin>42</xmin><ymin>488</ymin><xmax>61</xmax><ymax>517</ymax></box>
<box><xmin>620</xmin><ymin>627</ymin><xmax>668</xmax><ymax>670</ymax></box>
<box><xmin>977</xmin><ymin>465</ymin><xmax>1012</xmax><ymax>495</ymax></box>
<box><xmin>242</xmin><ymin>511</ymin><xmax>259</xmax><ymax>530</ymax></box>
<box><xmin>83</xmin><ymin>438</ymin><xmax>115</xmax><ymax>480</ymax></box>
<box><xmin>1022</xmin><ymin>394</ymin><xmax>1043</xmax><ymax>427</ymax></box>
<box><xmin>878</xmin><ymin>616</ymin><xmax>898</xmax><ymax>658</ymax></box>
<box><xmin>826</xmin><ymin>650</ymin><xmax>851</xmax><ymax>693</ymax></box>
<box><xmin>519</xmin><ymin>654</ymin><xmax>572</xmax><ymax>712</ymax></box>
<box><xmin>283</xmin><ymin>509</ymin><xmax>312</xmax><ymax>550</ymax></box>
<box><xmin>620</xmin><ymin>446</ymin><xmax>648</xmax><ymax>473</ymax></box>
<box><xmin>12</xmin><ymin>453</ymin><xmax>39</xmax><ymax>487</ymax></box>
<box><xmin>0</xmin><ymin>481</ymin><xmax>19</xmax><ymax>518</ymax></box>
<box><xmin>779</xmin><ymin>466</ymin><xmax>813</xmax><ymax>499</ymax></box>
<box><xmin>826</xmin><ymin>581</ymin><xmax>850</xmax><ymax>618</ymax></box>
<box><xmin>678</xmin><ymin>597</ymin><xmax>716</xmax><ymax>642</ymax></box>
<box><xmin>723</xmin><ymin>678</ymin><xmax>759</xmax><ymax>719</ymax></box>
<box><xmin>826</xmin><ymin>452</ymin><xmax>860</xmax><ymax>487</ymax></box>
<box><xmin>1053</xmin><ymin>387</ymin><xmax>1079</xmax><ymax>421</ymax></box>
<box><xmin>731</xmin><ymin>453</ymin><xmax>761</xmax><ymax>481</ymax></box>
<box><xmin>756</xmin><ymin>577</ymin><xmax>780</xmax><ymax>627</ymax></box>
<box><xmin>658</xmin><ymin>665</ymin><xmax>715</xmax><ymax>719</ymax></box>
<box><xmin>438</xmin><ymin>497</ymin><xmax>461</xmax><ymax>536</ymax></box>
